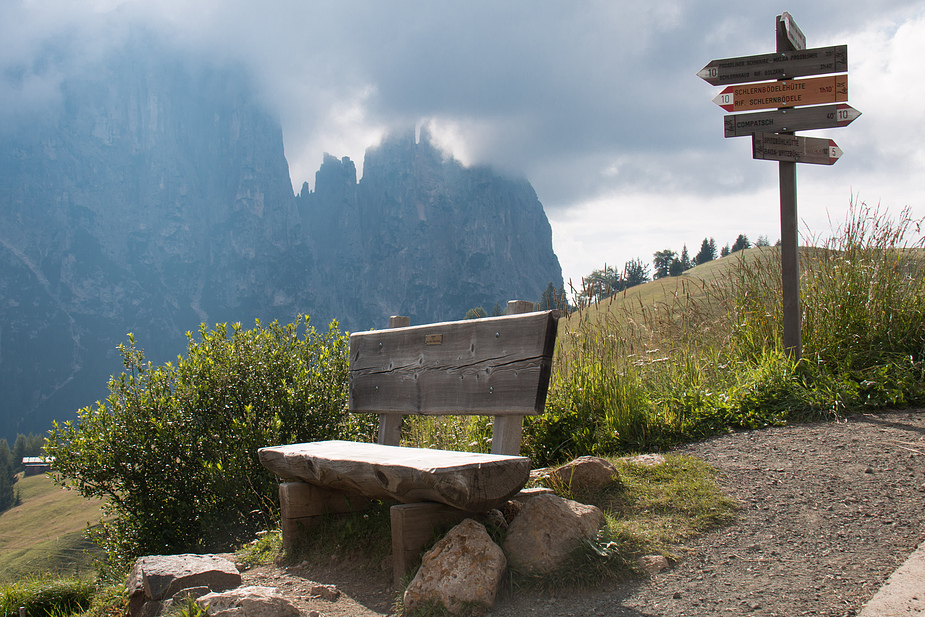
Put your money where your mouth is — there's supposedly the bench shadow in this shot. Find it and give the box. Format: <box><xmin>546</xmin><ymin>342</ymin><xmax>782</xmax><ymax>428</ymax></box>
<box><xmin>852</xmin><ymin>411</ymin><xmax>925</xmax><ymax>436</ymax></box>
<box><xmin>489</xmin><ymin>581</ymin><xmax>663</xmax><ymax>617</ymax></box>
<box><xmin>287</xmin><ymin>558</ymin><xmax>396</xmax><ymax>614</ymax></box>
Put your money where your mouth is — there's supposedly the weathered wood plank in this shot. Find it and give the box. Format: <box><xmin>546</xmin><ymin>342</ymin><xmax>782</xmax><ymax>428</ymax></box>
<box><xmin>280</xmin><ymin>516</ymin><xmax>318</xmax><ymax>553</ymax></box>
<box><xmin>258</xmin><ymin>441</ymin><xmax>531</xmax><ymax>512</ymax></box>
<box><xmin>377</xmin><ymin>414</ymin><xmax>402</xmax><ymax>446</ymax></box>
<box><xmin>349</xmin><ymin>310</ymin><xmax>557</xmax><ymax>416</ymax></box>
<box><xmin>279</xmin><ymin>482</ymin><xmax>369</xmax><ymax>519</ymax></box>
<box><xmin>390</xmin><ymin>502</ymin><xmax>476</xmax><ymax>586</ymax></box>
<box><xmin>376</xmin><ymin>315</ymin><xmax>410</xmax><ymax>445</ymax></box>
<box><xmin>491</xmin><ymin>415</ymin><xmax>524</xmax><ymax>456</ymax></box>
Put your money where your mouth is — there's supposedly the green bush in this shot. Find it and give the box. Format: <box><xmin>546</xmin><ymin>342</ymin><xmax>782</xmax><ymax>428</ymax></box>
<box><xmin>46</xmin><ymin>317</ymin><xmax>356</xmax><ymax>576</ymax></box>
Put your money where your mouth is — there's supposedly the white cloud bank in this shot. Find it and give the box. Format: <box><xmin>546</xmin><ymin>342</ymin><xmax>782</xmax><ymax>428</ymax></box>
<box><xmin>2</xmin><ymin>0</ymin><xmax>923</xmax><ymax>286</ymax></box>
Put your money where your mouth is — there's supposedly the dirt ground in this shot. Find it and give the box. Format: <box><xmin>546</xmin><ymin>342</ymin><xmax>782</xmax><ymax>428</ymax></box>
<box><xmin>237</xmin><ymin>408</ymin><xmax>925</xmax><ymax>617</ymax></box>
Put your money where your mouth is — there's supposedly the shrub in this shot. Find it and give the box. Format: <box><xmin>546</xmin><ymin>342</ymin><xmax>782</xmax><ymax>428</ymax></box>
<box><xmin>46</xmin><ymin>317</ymin><xmax>355</xmax><ymax>576</ymax></box>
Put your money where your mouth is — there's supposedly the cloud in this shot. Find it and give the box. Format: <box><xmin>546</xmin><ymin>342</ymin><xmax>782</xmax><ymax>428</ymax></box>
<box><xmin>2</xmin><ymin>0</ymin><xmax>923</xmax><ymax>286</ymax></box>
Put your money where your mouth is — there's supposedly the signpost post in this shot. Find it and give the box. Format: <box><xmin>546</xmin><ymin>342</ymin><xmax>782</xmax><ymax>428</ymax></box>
<box><xmin>776</xmin><ymin>14</ymin><xmax>802</xmax><ymax>359</ymax></box>
<box><xmin>698</xmin><ymin>13</ymin><xmax>859</xmax><ymax>361</ymax></box>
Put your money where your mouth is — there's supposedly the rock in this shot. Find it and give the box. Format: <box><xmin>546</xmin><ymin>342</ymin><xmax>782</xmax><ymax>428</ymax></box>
<box><xmin>548</xmin><ymin>456</ymin><xmax>621</xmax><ymax>494</ymax></box>
<box><xmin>637</xmin><ymin>554</ymin><xmax>670</xmax><ymax>576</ymax></box>
<box><xmin>499</xmin><ymin>500</ymin><xmax>523</xmax><ymax>523</ymax></box>
<box><xmin>127</xmin><ymin>554</ymin><xmax>242</xmax><ymax>617</ymax></box>
<box><xmin>620</xmin><ymin>453</ymin><xmax>666</xmax><ymax>467</ymax></box>
<box><xmin>502</xmin><ymin>494</ymin><xmax>605</xmax><ymax>575</ymax></box>
<box><xmin>171</xmin><ymin>586</ymin><xmax>212</xmax><ymax>603</ymax></box>
<box><xmin>403</xmin><ymin>519</ymin><xmax>507</xmax><ymax>616</ymax></box>
<box><xmin>309</xmin><ymin>584</ymin><xmax>339</xmax><ymax>601</ymax></box>
<box><xmin>198</xmin><ymin>586</ymin><xmax>299</xmax><ymax>617</ymax></box>
<box><xmin>484</xmin><ymin>509</ymin><xmax>508</xmax><ymax>531</ymax></box>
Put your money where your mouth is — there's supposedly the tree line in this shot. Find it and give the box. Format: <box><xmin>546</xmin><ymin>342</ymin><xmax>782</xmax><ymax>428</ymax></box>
<box><xmin>466</xmin><ymin>232</ymin><xmax>776</xmax><ymax>315</ymax></box>
<box><xmin>0</xmin><ymin>433</ymin><xmax>45</xmax><ymax>513</ymax></box>
<box><xmin>580</xmin><ymin>233</ymin><xmax>774</xmax><ymax>304</ymax></box>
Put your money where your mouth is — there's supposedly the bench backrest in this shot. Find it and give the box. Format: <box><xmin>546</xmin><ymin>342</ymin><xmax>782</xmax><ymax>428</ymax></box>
<box><xmin>348</xmin><ymin>301</ymin><xmax>558</xmax><ymax>454</ymax></box>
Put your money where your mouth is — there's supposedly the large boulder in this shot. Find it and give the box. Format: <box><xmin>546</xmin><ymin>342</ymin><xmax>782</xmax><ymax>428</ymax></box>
<box><xmin>197</xmin><ymin>586</ymin><xmax>299</xmax><ymax>617</ymax></box>
<box><xmin>127</xmin><ymin>554</ymin><xmax>242</xmax><ymax>617</ymax></box>
<box><xmin>547</xmin><ymin>456</ymin><xmax>621</xmax><ymax>494</ymax></box>
<box><xmin>502</xmin><ymin>493</ymin><xmax>605</xmax><ymax>575</ymax></box>
<box><xmin>403</xmin><ymin>519</ymin><xmax>507</xmax><ymax>616</ymax></box>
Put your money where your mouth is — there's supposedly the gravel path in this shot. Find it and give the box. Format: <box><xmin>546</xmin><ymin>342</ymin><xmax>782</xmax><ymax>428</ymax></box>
<box><xmin>242</xmin><ymin>409</ymin><xmax>925</xmax><ymax>616</ymax></box>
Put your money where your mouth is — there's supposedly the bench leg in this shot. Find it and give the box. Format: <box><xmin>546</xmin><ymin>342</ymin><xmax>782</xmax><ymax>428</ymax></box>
<box><xmin>390</xmin><ymin>503</ymin><xmax>474</xmax><ymax>587</ymax></box>
<box><xmin>491</xmin><ymin>415</ymin><xmax>524</xmax><ymax>456</ymax></box>
<box><xmin>377</xmin><ymin>413</ymin><xmax>403</xmax><ymax>446</ymax></box>
<box><xmin>278</xmin><ymin>482</ymin><xmax>370</xmax><ymax>553</ymax></box>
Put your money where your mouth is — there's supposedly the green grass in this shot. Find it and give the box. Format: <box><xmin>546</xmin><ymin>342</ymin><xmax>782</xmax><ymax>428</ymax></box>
<box><xmin>235</xmin><ymin>531</ymin><xmax>282</xmax><ymax>569</ymax></box>
<box><xmin>516</xmin><ymin>202</ymin><xmax>925</xmax><ymax>466</ymax></box>
<box><xmin>0</xmin><ymin>474</ymin><xmax>104</xmax><ymax>584</ymax></box>
<box><xmin>513</xmin><ymin>454</ymin><xmax>737</xmax><ymax>590</ymax></box>
<box><xmin>0</xmin><ymin>576</ymin><xmax>96</xmax><ymax>617</ymax></box>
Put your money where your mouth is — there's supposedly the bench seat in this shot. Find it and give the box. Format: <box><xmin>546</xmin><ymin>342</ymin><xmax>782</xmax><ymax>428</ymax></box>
<box><xmin>258</xmin><ymin>440</ymin><xmax>531</xmax><ymax>512</ymax></box>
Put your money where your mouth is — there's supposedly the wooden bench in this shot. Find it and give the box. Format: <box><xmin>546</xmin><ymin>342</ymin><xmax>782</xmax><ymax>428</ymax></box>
<box><xmin>258</xmin><ymin>300</ymin><xmax>558</xmax><ymax>584</ymax></box>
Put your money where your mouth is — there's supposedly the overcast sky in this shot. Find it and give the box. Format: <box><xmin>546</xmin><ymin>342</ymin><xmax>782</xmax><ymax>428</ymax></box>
<box><xmin>3</xmin><ymin>1</ymin><xmax>924</xmax><ymax>288</ymax></box>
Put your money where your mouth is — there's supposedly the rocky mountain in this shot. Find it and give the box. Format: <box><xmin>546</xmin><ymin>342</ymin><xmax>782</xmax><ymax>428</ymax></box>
<box><xmin>299</xmin><ymin>127</ymin><xmax>562</xmax><ymax>327</ymax></box>
<box><xmin>0</xmin><ymin>39</ymin><xmax>562</xmax><ymax>440</ymax></box>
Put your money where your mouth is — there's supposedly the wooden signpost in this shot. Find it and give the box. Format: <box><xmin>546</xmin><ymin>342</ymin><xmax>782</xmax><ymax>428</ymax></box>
<box><xmin>724</xmin><ymin>104</ymin><xmax>861</xmax><ymax>138</ymax></box>
<box><xmin>712</xmin><ymin>74</ymin><xmax>848</xmax><ymax>112</ymax></box>
<box><xmin>752</xmin><ymin>133</ymin><xmax>843</xmax><ymax>165</ymax></box>
<box><xmin>699</xmin><ymin>12</ymin><xmax>860</xmax><ymax>360</ymax></box>
<box><xmin>697</xmin><ymin>45</ymin><xmax>847</xmax><ymax>86</ymax></box>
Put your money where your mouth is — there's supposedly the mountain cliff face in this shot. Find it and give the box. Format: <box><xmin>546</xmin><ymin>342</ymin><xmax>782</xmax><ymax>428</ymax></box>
<box><xmin>298</xmin><ymin>128</ymin><xmax>563</xmax><ymax>327</ymax></box>
<box><xmin>0</xmin><ymin>41</ymin><xmax>562</xmax><ymax>440</ymax></box>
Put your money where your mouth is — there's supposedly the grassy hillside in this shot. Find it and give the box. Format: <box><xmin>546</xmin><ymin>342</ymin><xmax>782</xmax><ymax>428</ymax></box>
<box><xmin>521</xmin><ymin>209</ymin><xmax>925</xmax><ymax>466</ymax></box>
<box><xmin>573</xmin><ymin>247</ymin><xmax>773</xmax><ymax>325</ymax></box>
<box><xmin>0</xmin><ymin>474</ymin><xmax>104</xmax><ymax>583</ymax></box>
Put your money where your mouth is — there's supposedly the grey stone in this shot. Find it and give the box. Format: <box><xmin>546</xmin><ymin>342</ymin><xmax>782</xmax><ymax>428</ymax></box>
<box><xmin>503</xmin><ymin>494</ymin><xmax>605</xmax><ymax>575</ymax></box>
<box><xmin>548</xmin><ymin>456</ymin><xmax>621</xmax><ymax>493</ymax></box>
<box><xmin>172</xmin><ymin>586</ymin><xmax>212</xmax><ymax>603</ymax></box>
<box><xmin>637</xmin><ymin>554</ymin><xmax>670</xmax><ymax>576</ymax></box>
<box><xmin>404</xmin><ymin>519</ymin><xmax>507</xmax><ymax>616</ymax></box>
<box><xmin>128</xmin><ymin>554</ymin><xmax>241</xmax><ymax>600</ymax></box>
<box><xmin>198</xmin><ymin>586</ymin><xmax>299</xmax><ymax>617</ymax></box>
<box><xmin>309</xmin><ymin>584</ymin><xmax>339</xmax><ymax>601</ymax></box>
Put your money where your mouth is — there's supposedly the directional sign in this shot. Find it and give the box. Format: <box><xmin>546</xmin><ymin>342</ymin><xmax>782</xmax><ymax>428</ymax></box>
<box><xmin>712</xmin><ymin>74</ymin><xmax>848</xmax><ymax>112</ymax></box>
<box><xmin>724</xmin><ymin>104</ymin><xmax>861</xmax><ymax>138</ymax></box>
<box><xmin>780</xmin><ymin>12</ymin><xmax>806</xmax><ymax>51</ymax></box>
<box><xmin>752</xmin><ymin>132</ymin><xmax>843</xmax><ymax>165</ymax></box>
<box><xmin>698</xmin><ymin>45</ymin><xmax>847</xmax><ymax>86</ymax></box>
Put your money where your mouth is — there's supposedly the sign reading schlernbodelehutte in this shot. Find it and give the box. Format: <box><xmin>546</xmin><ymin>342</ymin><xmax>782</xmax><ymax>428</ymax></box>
<box><xmin>711</xmin><ymin>74</ymin><xmax>848</xmax><ymax>112</ymax></box>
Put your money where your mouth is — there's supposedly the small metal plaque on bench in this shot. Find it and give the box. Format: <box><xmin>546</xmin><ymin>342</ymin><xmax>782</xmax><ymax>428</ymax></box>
<box><xmin>425</xmin><ymin>334</ymin><xmax>443</xmax><ymax>345</ymax></box>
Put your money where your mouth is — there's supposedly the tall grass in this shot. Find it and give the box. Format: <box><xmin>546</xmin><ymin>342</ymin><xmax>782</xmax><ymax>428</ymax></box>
<box><xmin>522</xmin><ymin>202</ymin><xmax>925</xmax><ymax>466</ymax></box>
<box><xmin>0</xmin><ymin>576</ymin><xmax>95</xmax><ymax>617</ymax></box>
<box><xmin>802</xmin><ymin>204</ymin><xmax>925</xmax><ymax>404</ymax></box>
